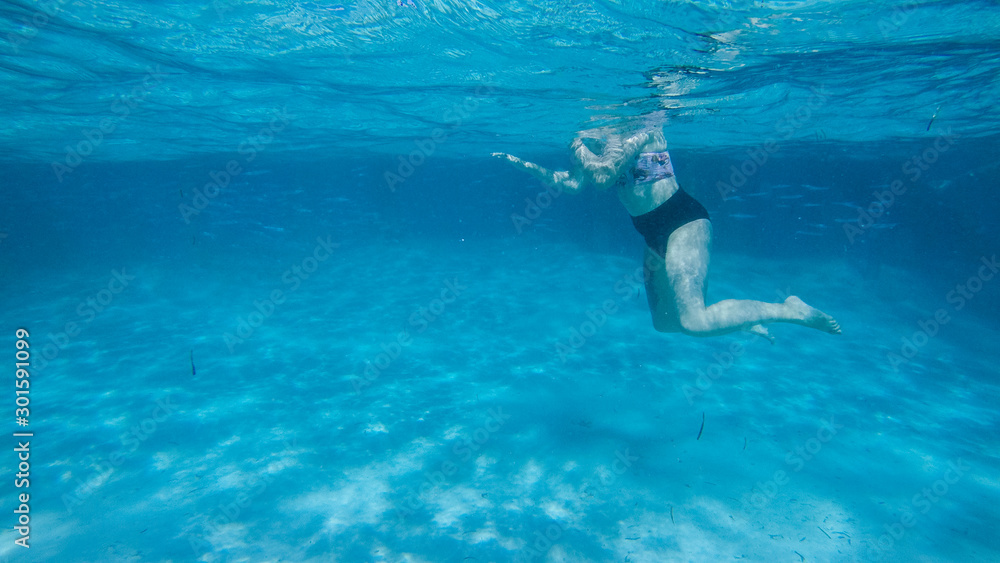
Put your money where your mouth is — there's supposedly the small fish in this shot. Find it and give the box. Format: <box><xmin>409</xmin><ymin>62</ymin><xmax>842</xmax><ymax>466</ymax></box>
<box><xmin>802</xmin><ymin>203</ymin><xmax>822</xmax><ymax>208</ymax></box>
<box><xmin>190</xmin><ymin>350</ymin><xmax>196</xmax><ymax>375</ymax></box>
<box><xmin>697</xmin><ymin>412</ymin><xmax>705</xmax><ymax>440</ymax></box>
<box><xmin>779</xmin><ymin>194</ymin><xmax>804</xmax><ymax>200</ymax></box>
<box><xmin>795</xmin><ymin>230</ymin><xmax>823</xmax><ymax>237</ymax></box>
<box><xmin>744</xmin><ymin>191</ymin><xmax>768</xmax><ymax>197</ymax></box>
<box><xmin>743</xmin><ymin>437</ymin><xmax>747</xmax><ymax>450</ymax></box>
<box><xmin>728</xmin><ymin>213</ymin><xmax>758</xmax><ymax>219</ymax></box>
<box><xmin>927</xmin><ymin>104</ymin><xmax>941</xmax><ymax>131</ymax></box>
<box><xmin>670</xmin><ymin>505</ymin><xmax>674</xmax><ymax>524</ymax></box>
<box><xmin>803</xmin><ymin>184</ymin><xmax>829</xmax><ymax>191</ymax></box>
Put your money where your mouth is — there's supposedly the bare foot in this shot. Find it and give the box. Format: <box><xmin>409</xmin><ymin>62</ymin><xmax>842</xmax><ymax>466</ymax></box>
<box><xmin>784</xmin><ymin>296</ymin><xmax>841</xmax><ymax>334</ymax></box>
<box><xmin>747</xmin><ymin>324</ymin><xmax>775</xmax><ymax>344</ymax></box>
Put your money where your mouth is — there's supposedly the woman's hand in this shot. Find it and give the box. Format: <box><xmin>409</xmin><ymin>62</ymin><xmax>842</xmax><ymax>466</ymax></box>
<box><xmin>492</xmin><ymin>151</ymin><xmax>522</xmax><ymax>164</ymax></box>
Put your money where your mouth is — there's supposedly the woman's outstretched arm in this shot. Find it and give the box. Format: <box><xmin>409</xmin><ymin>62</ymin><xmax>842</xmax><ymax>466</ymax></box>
<box><xmin>493</xmin><ymin>128</ymin><xmax>662</xmax><ymax>192</ymax></box>
<box><xmin>492</xmin><ymin>152</ymin><xmax>584</xmax><ymax>193</ymax></box>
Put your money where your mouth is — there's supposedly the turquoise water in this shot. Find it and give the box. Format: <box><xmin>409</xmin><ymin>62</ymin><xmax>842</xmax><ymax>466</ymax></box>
<box><xmin>2</xmin><ymin>1</ymin><xmax>999</xmax><ymax>562</ymax></box>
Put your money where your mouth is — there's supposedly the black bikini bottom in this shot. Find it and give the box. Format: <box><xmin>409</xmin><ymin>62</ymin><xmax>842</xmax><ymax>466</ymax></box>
<box><xmin>629</xmin><ymin>187</ymin><xmax>710</xmax><ymax>259</ymax></box>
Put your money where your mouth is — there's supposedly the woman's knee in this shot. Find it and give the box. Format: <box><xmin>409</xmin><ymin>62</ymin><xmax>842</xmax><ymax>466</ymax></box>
<box><xmin>678</xmin><ymin>310</ymin><xmax>713</xmax><ymax>336</ymax></box>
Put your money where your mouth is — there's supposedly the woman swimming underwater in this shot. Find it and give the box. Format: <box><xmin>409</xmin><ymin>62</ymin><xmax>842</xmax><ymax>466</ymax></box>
<box><xmin>493</xmin><ymin>129</ymin><xmax>841</xmax><ymax>341</ymax></box>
